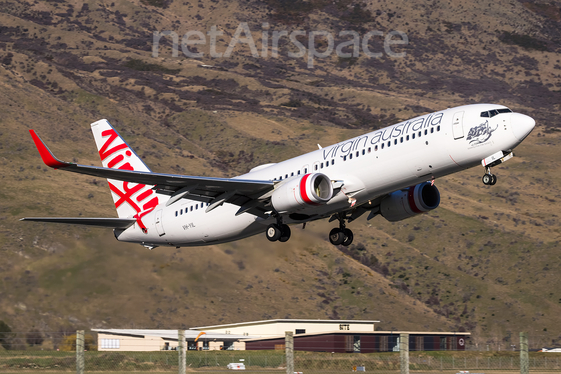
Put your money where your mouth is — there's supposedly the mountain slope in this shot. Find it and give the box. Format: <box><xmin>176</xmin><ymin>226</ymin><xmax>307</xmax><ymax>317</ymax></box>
<box><xmin>0</xmin><ymin>0</ymin><xmax>560</xmax><ymax>349</ymax></box>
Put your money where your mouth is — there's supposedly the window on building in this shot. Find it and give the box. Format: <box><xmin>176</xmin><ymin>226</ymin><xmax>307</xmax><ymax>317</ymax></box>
<box><xmin>353</xmin><ymin>335</ymin><xmax>361</xmax><ymax>353</ymax></box>
<box><xmin>100</xmin><ymin>339</ymin><xmax>120</xmax><ymax>349</ymax></box>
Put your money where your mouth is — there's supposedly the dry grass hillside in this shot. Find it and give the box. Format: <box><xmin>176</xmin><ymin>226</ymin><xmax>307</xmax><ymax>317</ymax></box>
<box><xmin>1</xmin><ymin>0</ymin><xmax>561</xmax><ymax>349</ymax></box>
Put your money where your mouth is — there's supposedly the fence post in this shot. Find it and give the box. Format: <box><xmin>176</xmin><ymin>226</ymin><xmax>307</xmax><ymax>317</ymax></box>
<box><xmin>76</xmin><ymin>330</ymin><xmax>85</xmax><ymax>374</ymax></box>
<box><xmin>400</xmin><ymin>333</ymin><xmax>409</xmax><ymax>374</ymax></box>
<box><xmin>178</xmin><ymin>330</ymin><xmax>186</xmax><ymax>374</ymax></box>
<box><xmin>520</xmin><ymin>332</ymin><xmax>529</xmax><ymax>374</ymax></box>
<box><xmin>285</xmin><ymin>331</ymin><xmax>294</xmax><ymax>374</ymax></box>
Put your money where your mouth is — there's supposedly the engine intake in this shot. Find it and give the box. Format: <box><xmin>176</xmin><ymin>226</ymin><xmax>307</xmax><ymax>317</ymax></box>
<box><xmin>380</xmin><ymin>182</ymin><xmax>440</xmax><ymax>222</ymax></box>
<box><xmin>271</xmin><ymin>173</ymin><xmax>333</xmax><ymax>213</ymax></box>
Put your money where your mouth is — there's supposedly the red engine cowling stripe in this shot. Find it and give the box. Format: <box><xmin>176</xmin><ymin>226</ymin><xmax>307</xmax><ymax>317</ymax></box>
<box><xmin>300</xmin><ymin>174</ymin><xmax>316</xmax><ymax>205</ymax></box>
<box><xmin>408</xmin><ymin>185</ymin><xmax>423</xmax><ymax>214</ymax></box>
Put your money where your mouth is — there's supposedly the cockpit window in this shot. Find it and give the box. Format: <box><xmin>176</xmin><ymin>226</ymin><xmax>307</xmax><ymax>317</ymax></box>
<box><xmin>480</xmin><ymin>108</ymin><xmax>512</xmax><ymax>118</ymax></box>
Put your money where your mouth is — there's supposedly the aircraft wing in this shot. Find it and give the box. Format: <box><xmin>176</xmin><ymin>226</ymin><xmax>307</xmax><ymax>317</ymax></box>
<box><xmin>20</xmin><ymin>217</ymin><xmax>137</xmax><ymax>228</ymax></box>
<box><xmin>30</xmin><ymin>130</ymin><xmax>275</xmax><ymax>216</ymax></box>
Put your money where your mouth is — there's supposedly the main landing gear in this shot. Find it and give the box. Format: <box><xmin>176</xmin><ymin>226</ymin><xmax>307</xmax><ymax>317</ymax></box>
<box><xmin>329</xmin><ymin>213</ymin><xmax>354</xmax><ymax>246</ymax></box>
<box><xmin>266</xmin><ymin>222</ymin><xmax>291</xmax><ymax>242</ymax></box>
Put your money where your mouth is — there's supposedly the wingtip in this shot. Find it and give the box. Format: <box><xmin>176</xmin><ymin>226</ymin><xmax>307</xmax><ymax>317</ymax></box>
<box><xmin>29</xmin><ymin>130</ymin><xmax>69</xmax><ymax>169</ymax></box>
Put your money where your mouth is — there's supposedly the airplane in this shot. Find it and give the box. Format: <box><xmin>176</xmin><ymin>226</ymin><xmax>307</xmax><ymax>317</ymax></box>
<box><xmin>22</xmin><ymin>103</ymin><xmax>535</xmax><ymax>249</ymax></box>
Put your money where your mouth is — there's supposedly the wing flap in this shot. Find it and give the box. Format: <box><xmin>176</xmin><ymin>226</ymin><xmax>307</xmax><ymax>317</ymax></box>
<box><xmin>20</xmin><ymin>217</ymin><xmax>137</xmax><ymax>229</ymax></box>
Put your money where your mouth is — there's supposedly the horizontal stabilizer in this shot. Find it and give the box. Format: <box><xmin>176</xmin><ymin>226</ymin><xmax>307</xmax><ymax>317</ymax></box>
<box><xmin>20</xmin><ymin>217</ymin><xmax>136</xmax><ymax>229</ymax></box>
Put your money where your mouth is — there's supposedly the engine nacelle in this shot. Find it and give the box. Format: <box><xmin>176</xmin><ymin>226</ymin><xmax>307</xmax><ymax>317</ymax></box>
<box><xmin>271</xmin><ymin>173</ymin><xmax>333</xmax><ymax>213</ymax></box>
<box><xmin>380</xmin><ymin>182</ymin><xmax>440</xmax><ymax>222</ymax></box>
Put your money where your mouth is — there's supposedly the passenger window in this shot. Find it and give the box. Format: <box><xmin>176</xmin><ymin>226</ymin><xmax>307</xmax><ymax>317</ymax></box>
<box><xmin>356</xmin><ymin>151</ymin><xmax>359</xmax><ymax>157</ymax></box>
<box><xmin>368</xmin><ymin>147</ymin><xmax>371</xmax><ymax>153</ymax></box>
<box><xmin>375</xmin><ymin>145</ymin><xmax>378</xmax><ymax>151</ymax></box>
<box><xmin>343</xmin><ymin>155</ymin><xmax>347</xmax><ymax>161</ymax></box>
<box><xmin>400</xmin><ymin>137</ymin><xmax>403</xmax><ymax>143</ymax></box>
<box><xmin>387</xmin><ymin>141</ymin><xmax>391</xmax><ymax>147</ymax></box>
<box><xmin>175</xmin><ymin>211</ymin><xmax>178</xmax><ymax>217</ymax></box>
<box><xmin>195</xmin><ymin>205</ymin><xmax>198</xmax><ymax>210</ymax></box>
<box><xmin>291</xmin><ymin>172</ymin><xmax>294</xmax><ymax>177</ymax></box>
<box><xmin>406</xmin><ymin>135</ymin><xmax>409</xmax><ymax>141</ymax></box>
<box><xmin>394</xmin><ymin>139</ymin><xmax>397</xmax><ymax>145</ymax></box>
<box><xmin>315</xmin><ymin>165</ymin><xmax>318</xmax><ymax>170</ymax></box>
<box><xmin>285</xmin><ymin>174</ymin><xmax>288</xmax><ymax>179</ymax></box>
<box><xmin>190</xmin><ymin>206</ymin><xmax>193</xmax><ymax>211</ymax></box>
<box><xmin>180</xmin><ymin>209</ymin><xmax>183</xmax><ymax>215</ymax></box>
<box><xmin>437</xmin><ymin>125</ymin><xmax>441</xmax><ymax>131</ymax></box>
<box><xmin>381</xmin><ymin>143</ymin><xmax>384</xmax><ymax>149</ymax></box>
<box><xmin>418</xmin><ymin>131</ymin><xmax>422</xmax><ymax>137</ymax></box>
<box><xmin>304</xmin><ymin>168</ymin><xmax>308</xmax><ymax>173</ymax></box>
<box><xmin>320</xmin><ymin>163</ymin><xmax>324</xmax><ymax>168</ymax></box>
<box><xmin>349</xmin><ymin>154</ymin><xmax>353</xmax><ymax>159</ymax></box>
<box><xmin>431</xmin><ymin>128</ymin><xmax>434</xmax><ymax>133</ymax></box>
<box><xmin>424</xmin><ymin>129</ymin><xmax>428</xmax><ymax>135</ymax></box>
<box><xmin>331</xmin><ymin>159</ymin><xmax>334</xmax><ymax>165</ymax></box>
<box><xmin>297</xmin><ymin>170</ymin><xmax>300</xmax><ymax>175</ymax></box>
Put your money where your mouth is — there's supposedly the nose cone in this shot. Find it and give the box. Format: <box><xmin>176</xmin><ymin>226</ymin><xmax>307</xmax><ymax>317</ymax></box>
<box><xmin>511</xmin><ymin>113</ymin><xmax>535</xmax><ymax>141</ymax></box>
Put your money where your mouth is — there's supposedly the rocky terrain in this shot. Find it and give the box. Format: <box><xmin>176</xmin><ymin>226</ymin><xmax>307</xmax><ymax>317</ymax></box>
<box><xmin>1</xmin><ymin>0</ymin><xmax>561</xmax><ymax>349</ymax></box>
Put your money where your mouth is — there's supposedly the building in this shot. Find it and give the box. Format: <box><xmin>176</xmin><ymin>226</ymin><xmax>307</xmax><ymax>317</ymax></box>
<box><xmin>93</xmin><ymin>329</ymin><xmax>251</xmax><ymax>352</ymax></box>
<box><xmin>93</xmin><ymin>319</ymin><xmax>469</xmax><ymax>353</ymax></box>
<box><xmin>190</xmin><ymin>319</ymin><xmax>380</xmax><ymax>337</ymax></box>
<box><xmin>244</xmin><ymin>331</ymin><xmax>470</xmax><ymax>353</ymax></box>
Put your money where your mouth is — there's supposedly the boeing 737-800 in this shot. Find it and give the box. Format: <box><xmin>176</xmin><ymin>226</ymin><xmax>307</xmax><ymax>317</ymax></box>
<box><xmin>22</xmin><ymin>104</ymin><xmax>535</xmax><ymax>249</ymax></box>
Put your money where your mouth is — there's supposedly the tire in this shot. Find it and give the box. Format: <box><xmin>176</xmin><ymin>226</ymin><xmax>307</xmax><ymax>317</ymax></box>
<box><xmin>342</xmin><ymin>228</ymin><xmax>354</xmax><ymax>246</ymax></box>
<box><xmin>279</xmin><ymin>224</ymin><xmax>291</xmax><ymax>242</ymax></box>
<box><xmin>266</xmin><ymin>224</ymin><xmax>282</xmax><ymax>242</ymax></box>
<box><xmin>482</xmin><ymin>174</ymin><xmax>491</xmax><ymax>185</ymax></box>
<box><xmin>490</xmin><ymin>174</ymin><xmax>497</xmax><ymax>185</ymax></box>
<box><xmin>329</xmin><ymin>228</ymin><xmax>345</xmax><ymax>245</ymax></box>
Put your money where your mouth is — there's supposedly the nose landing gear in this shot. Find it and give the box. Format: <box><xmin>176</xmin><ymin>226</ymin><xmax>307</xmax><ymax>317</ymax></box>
<box><xmin>482</xmin><ymin>167</ymin><xmax>497</xmax><ymax>186</ymax></box>
<box><xmin>480</xmin><ymin>151</ymin><xmax>514</xmax><ymax>186</ymax></box>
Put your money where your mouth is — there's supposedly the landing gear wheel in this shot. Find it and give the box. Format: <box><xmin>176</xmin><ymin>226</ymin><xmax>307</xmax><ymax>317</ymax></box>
<box><xmin>279</xmin><ymin>224</ymin><xmax>291</xmax><ymax>242</ymax></box>
<box><xmin>482</xmin><ymin>173</ymin><xmax>497</xmax><ymax>185</ymax></box>
<box><xmin>341</xmin><ymin>228</ymin><xmax>354</xmax><ymax>247</ymax></box>
<box><xmin>266</xmin><ymin>224</ymin><xmax>282</xmax><ymax>242</ymax></box>
<box><xmin>329</xmin><ymin>228</ymin><xmax>346</xmax><ymax>245</ymax></box>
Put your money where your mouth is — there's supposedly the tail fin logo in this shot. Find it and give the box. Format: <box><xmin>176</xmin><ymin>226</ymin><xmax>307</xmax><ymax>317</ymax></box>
<box><xmin>99</xmin><ymin>128</ymin><xmax>159</xmax><ymax>231</ymax></box>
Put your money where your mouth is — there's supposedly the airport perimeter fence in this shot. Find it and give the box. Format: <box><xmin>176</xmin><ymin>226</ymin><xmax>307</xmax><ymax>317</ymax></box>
<box><xmin>0</xmin><ymin>331</ymin><xmax>560</xmax><ymax>373</ymax></box>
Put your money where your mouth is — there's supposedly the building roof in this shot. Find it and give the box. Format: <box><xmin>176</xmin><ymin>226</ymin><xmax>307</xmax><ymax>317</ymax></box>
<box><xmin>190</xmin><ymin>319</ymin><xmax>380</xmax><ymax>330</ymax></box>
<box><xmin>92</xmin><ymin>329</ymin><xmax>256</xmax><ymax>341</ymax></box>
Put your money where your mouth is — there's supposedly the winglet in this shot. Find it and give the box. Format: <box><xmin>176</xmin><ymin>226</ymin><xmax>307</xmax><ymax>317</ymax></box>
<box><xmin>29</xmin><ymin>130</ymin><xmax>71</xmax><ymax>169</ymax></box>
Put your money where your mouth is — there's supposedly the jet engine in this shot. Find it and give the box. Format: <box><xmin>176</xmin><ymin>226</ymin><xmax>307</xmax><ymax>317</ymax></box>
<box><xmin>271</xmin><ymin>173</ymin><xmax>333</xmax><ymax>213</ymax></box>
<box><xmin>380</xmin><ymin>182</ymin><xmax>440</xmax><ymax>222</ymax></box>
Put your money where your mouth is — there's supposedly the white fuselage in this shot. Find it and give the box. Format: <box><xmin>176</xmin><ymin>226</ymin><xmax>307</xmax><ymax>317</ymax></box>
<box><xmin>114</xmin><ymin>104</ymin><xmax>534</xmax><ymax>247</ymax></box>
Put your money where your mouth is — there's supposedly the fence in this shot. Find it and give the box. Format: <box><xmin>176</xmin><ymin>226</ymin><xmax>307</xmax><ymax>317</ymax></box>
<box><xmin>0</xmin><ymin>331</ymin><xmax>560</xmax><ymax>373</ymax></box>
